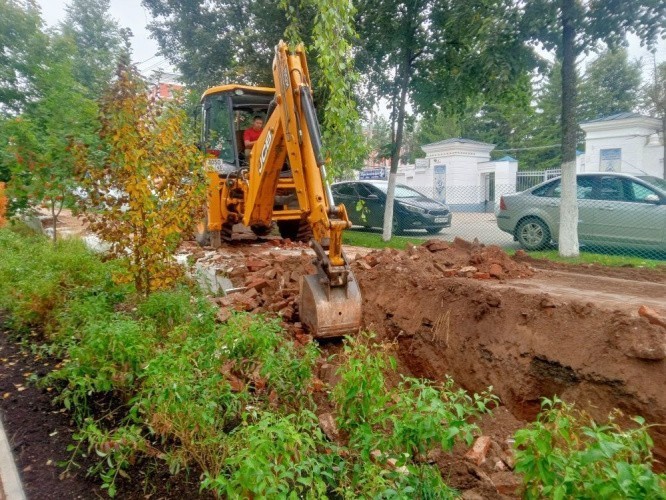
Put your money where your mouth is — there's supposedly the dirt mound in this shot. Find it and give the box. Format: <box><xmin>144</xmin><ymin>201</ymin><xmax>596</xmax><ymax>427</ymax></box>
<box><xmin>356</xmin><ymin>237</ymin><xmax>533</xmax><ymax>282</ymax></box>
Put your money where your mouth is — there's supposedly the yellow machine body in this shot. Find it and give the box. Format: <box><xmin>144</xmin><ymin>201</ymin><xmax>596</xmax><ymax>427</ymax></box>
<box><xmin>199</xmin><ymin>42</ymin><xmax>361</xmax><ymax>338</ymax></box>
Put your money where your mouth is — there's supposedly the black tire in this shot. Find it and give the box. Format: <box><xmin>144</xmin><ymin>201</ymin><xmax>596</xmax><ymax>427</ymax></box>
<box><xmin>250</xmin><ymin>224</ymin><xmax>273</xmax><ymax>237</ymax></box>
<box><xmin>277</xmin><ymin>219</ymin><xmax>312</xmax><ymax>242</ymax></box>
<box><xmin>425</xmin><ymin>227</ymin><xmax>443</xmax><ymax>235</ymax></box>
<box><xmin>515</xmin><ymin>217</ymin><xmax>550</xmax><ymax>251</ymax></box>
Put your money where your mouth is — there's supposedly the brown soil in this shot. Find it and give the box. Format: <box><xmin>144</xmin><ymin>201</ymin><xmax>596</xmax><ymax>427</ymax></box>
<box><xmin>3</xmin><ymin>230</ymin><xmax>665</xmax><ymax>498</ymax></box>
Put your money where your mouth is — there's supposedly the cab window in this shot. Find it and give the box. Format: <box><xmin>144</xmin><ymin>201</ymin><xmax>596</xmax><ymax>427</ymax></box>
<box><xmin>203</xmin><ymin>96</ymin><xmax>234</xmax><ymax>164</ymax></box>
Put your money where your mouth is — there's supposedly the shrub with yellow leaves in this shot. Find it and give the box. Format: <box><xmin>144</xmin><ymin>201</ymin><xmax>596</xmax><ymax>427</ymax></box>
<box><xmin>76</xmin><ymin>62</ymin><xmax>205</xmax><ymax>295</ymax></box>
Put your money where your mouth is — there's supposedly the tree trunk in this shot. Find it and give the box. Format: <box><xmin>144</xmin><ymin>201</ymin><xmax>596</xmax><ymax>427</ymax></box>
<box><xmin>662</xmin><ymin>114</ymin><xmax>665</xmax><ymax>180</ymax></box>
<box><xmin>661</xmin><ymin>113</ymin><xmax>666</xmax><ymax>180</ymax></box>
<box><xmin>382</xmin><ymin>55</ymin><xmax>411</xmax><ymax>242</ymax></box>
<box><xmin>558</xmin><ymin>0</ymin><xmax>579</xmax><ymax>257</ymax></box>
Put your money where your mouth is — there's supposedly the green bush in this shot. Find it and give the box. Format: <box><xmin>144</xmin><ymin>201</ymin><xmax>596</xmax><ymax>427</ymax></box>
<box><xmin>514</xmin><ymin>397</ymin><xmax>666</xmax><ymax>499</ymax></box>
<box><xmin>200</xmin><ymin>411</ymin><xmax>334</xmax><ymax>498</ymax></box>
<box><xmin>0</xmin><ymin>228</ymin><xmax>122</xmax><ymax>335</ymax></box>
<box><xmin>332</xmin><ymin>334</ymin><xmax>496</xmax><ymax>498</ymax></box>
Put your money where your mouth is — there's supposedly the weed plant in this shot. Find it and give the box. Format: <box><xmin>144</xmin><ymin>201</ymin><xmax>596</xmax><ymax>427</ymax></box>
<box><xmin>0</xmin><ymin>228</ymin><xmax>123</xmax><ymax>335</ymax></box>
<box><xmin>514</xmin><ymin>397</ymin><xmax>666</xmax><ymax>499</ymax></box>
<box><xmin>331</xmin><ymin>334</ymin><xmax>497</xmax><ymax>497</ymax></box>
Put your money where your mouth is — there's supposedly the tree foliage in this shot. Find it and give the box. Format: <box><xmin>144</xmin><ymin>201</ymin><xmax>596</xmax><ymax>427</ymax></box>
<box><xmin>0</xmin><ymin>0</ymin><xmax>46</xmax><ymax>115</ymax></box>
<box><xmin>75</xmin><ymin>63</ymin><xmax>206</xmax><ymax>294</ymax></box>
<box><xmin>578</xmin><ymin>48</ymin><xmax>642</xmax><ymax>121</ymax></box>
<box><xmin>285</xmin><ymin>0</ymin><xmax>367</xmax><ymax>176</ymax></box>
<box><xmin>2</xmin><ymin>36</ymin><xmax>98</xmax><ymax>239</ymax></box>
<box><xmin>142</xmin><ymin>0</ymin><xmax>300</xmax><ymax>88</ymax></box>
<box><xmin>60</xmin><ymin>0</ymin><xmax>130</xmax><ymax>95</ymax></box>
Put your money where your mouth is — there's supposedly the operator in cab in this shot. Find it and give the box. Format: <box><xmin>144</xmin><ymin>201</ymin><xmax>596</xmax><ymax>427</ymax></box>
<box><xmin>243</xmin><ymin>116</ymin><xmax>264</xmax><ymax>159</ymax></box>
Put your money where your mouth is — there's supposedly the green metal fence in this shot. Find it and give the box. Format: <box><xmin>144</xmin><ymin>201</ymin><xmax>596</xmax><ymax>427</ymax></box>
<box><xmin>333</xmin><ymin>176</ymin><xmax>666</xmax><ymax>262</ymax></box>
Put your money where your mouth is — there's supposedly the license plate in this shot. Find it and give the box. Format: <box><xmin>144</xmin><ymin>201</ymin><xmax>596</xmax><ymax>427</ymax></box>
<box><xmin>434</xmin><ymin>217</ymin><xmax>449</xmax><ymax>223</ymax></box>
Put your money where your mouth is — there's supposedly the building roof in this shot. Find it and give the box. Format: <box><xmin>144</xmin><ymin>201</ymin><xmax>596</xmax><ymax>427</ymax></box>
<box><xmin>496</xmin><ymin>155</ymin><xmax>517</xmax><ymax>162</ymax></box>
<box><xmin>581</xmin><ymin>112</ymin><xmax>649</xmax><ymax>124</ymax></box>
<box><xmin>423</xmin><ymin>138</ymin><xmax>495</xmax><ymax>148</ymax></box>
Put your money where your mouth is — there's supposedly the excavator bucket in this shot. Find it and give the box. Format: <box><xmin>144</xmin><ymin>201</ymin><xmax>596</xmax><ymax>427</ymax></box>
<box><xmin>299</xmin><ymin>273</ymin><xmax>362</xmax><ymax>339</ymax></box>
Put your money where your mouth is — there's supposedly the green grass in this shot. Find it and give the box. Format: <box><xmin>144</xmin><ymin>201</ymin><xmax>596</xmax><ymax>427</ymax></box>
<box><xmin>513</xmin><ymin>249</ymin><xmax>666</xmax><ymax>269</ymax></box>
<box><xmin>342</xmin><ymin>229</ymin><xmax>426</xmax><ymax>250</ymax></box>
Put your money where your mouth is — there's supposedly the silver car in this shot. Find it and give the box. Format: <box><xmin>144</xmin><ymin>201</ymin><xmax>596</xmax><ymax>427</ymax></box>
<box><xmin>496</xmin><ymin>172</ymin><xmax>666</xmax><ymax>252</ymax></box>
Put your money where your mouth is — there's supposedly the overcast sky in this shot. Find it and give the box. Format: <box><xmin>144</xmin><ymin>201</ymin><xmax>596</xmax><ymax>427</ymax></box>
<box><xmin>36</xmin><ymin>0</ymin><xmax>664</xmax><ymax>81</ymax></box>
<box><xmin>36</xmin><ymin>0</ymin><xmax>174</xmax><ymax>76</ymax></box>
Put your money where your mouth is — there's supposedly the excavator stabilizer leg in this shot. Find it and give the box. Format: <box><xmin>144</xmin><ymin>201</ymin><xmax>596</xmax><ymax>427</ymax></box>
<box><xmin>299</xmin><ymin>273</ymin><xmax>362</xmax><ymax>339</ymax></box>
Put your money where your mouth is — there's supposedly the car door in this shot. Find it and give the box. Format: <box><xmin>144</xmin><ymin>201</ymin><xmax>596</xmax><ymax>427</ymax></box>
<box><xmin>356</xmin><ymin>184</ymin><xmax>384</xmax><ymax>228</ymax></box>
<box><xmin>571</xmin><ymin>176</ymin><xmax>599</xmax><ymax>244</ymax></box>
<box><xmin>533</xmin><ymin>177</ymin><xmax>596</xmax><ymax>241</ymax></box>
<box><xmin>332</xmin><ymin>184</ymin><xmax>361</xmax><ymax>225</ymax></box>
<box><xmin>599</xmin><ymin>178</ymin><xmax>666</xmax><ymax>248</ymax></box>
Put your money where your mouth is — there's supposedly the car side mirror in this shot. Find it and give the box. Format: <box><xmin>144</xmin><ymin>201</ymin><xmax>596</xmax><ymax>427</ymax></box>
<box><xmin>644</xmin><ymin>194</ymin><xmax>661</xmax><ymax>204</ymax></box>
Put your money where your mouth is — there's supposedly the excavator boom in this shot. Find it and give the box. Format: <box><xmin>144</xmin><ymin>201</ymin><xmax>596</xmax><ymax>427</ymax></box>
<box><xmin>201</xmin><ymin>42</ymin><xmax>361</xmax><ymax>338</ymax></box>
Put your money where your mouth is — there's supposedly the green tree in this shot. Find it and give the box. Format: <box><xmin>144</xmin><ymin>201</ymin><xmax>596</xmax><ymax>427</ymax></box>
<box><xmin>356</xmin><ymin>0</ymin><xmax>537</xmax><ymax>241</ymax></box>
<box><xmin>143</xmin><ymin>0</ymin><xmax>364</xmax><ymax>175</ymax></box>
<box><xmin>3</xmin><ymin>36</ymin><xmax>98</xmax><ymax>240</ymax></box>
<box><xmin>579</xmin><ymin>48</ymin><xmax>642</xmax><ymax>121</ymax></box>
<box><xmin>294</xmin><ymin>0</ymin><xmax>366</xmax><ymax>175</ymax></box>
<box><xmin>0</xmin><ymin>0</ymin><xmax>46</xmax><ymax>115</ymax></box>
<box><xmin>642</xmin><ymin>61</ymin><xmax>666</xmax><ymax>179</ymax></box>
<box><xmin>61</xmin><ymin>0</ymin><xmax>129</xmax><ymax>94</ymax></box>
<box><xmin>142</xmin><ymin>0</ymin><xmax>300</xmax><ymax>88</ymax></box>
<box><xmin>521</xmin><ymin>0</ymin><xmax>666</xmax><ymax>257</ymax></box>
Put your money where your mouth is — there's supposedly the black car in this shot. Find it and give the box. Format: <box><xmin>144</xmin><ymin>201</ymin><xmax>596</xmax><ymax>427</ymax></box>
<box><xmin>331</xmin><ymin>180</ymin><xmax>452</xmax><ymax>234</ymax></box>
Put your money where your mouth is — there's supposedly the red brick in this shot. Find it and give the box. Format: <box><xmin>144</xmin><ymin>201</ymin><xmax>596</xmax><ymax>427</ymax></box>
<box><xmin>465</xmin><ymin>436</ymin><xmax>492</xmax><ymax>466</ymax></box>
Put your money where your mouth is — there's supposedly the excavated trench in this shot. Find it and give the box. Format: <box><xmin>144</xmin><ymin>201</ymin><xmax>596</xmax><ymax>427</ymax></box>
<box><xmin>353</xmin><ymin>243</ymin><xmax>666</xmax><ymax>465</ymax></box>
<box><xmin>184</xmin><ymin>236</ymin><xmax>666</xmax><ymax>474</ymax></box>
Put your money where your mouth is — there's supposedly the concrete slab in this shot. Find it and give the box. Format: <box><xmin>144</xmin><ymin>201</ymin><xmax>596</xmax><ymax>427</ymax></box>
<box><xmin>0</xmin><ymin>413</ymin><xmax>26</xmax><ymax>500</ymax></box>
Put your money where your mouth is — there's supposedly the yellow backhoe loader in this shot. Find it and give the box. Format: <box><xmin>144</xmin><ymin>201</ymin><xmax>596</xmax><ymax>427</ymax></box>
<box><xmin>197</xmin><ymin>41</ymin><xmax>361</xmax><ymax>339</ymax></box>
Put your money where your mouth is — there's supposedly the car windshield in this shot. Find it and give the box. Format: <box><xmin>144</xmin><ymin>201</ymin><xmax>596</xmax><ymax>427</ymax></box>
<box><xmin>638</xmin><ymin>176</ymin><xmax>666</xmax><ymax>192</ymax></box>
<box><xmin>371</xmin><ymin>183</ymin><xmax>423</xmax><ymax>199</ymax></box>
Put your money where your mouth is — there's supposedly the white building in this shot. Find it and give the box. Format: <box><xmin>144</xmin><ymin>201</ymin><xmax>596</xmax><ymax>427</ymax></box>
<box><xmin>396</xmin><ymin>138</ymin><xmax>518</xmax><ymax>212</ymax></box>
<box><xmin>389</xmin><ymin>112</ymin><xmax>664</xmax><ymax>213</ymax></box>
<box><xmin>579</xmin><ymin>112</ymin><xmax>663</xmax><ymax>178</ymax></box>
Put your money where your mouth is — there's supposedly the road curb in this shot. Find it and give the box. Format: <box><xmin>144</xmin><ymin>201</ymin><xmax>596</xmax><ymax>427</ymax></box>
<box><xmin>0</xmin><ymin>412</ymin><xmax>26</xmax><ymax>500</ymax></box>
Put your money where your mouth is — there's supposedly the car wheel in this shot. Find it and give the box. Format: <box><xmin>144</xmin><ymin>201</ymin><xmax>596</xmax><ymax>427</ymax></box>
<box><xmin>425</xmin><ymin>227</ymin><xmax>443</xmax><ymax>235</ymax></box>
<box><xmin>515</xmin><ymin>217</ymin><xmax>550</xmax><ymax>251</ymax></box>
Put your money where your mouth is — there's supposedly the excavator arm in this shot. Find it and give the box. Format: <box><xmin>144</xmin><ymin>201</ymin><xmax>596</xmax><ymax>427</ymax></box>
<box><xmin>242</xmin><ymin>41</ymin><xmax>361</xmax><ymax>338</ymax></box>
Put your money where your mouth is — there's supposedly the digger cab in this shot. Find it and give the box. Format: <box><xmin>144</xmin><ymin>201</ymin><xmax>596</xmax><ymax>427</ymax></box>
<box><xmin>201</xmin><ymin>85</ymin><xmax>275</xmax><ymax>176</ymax></box>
